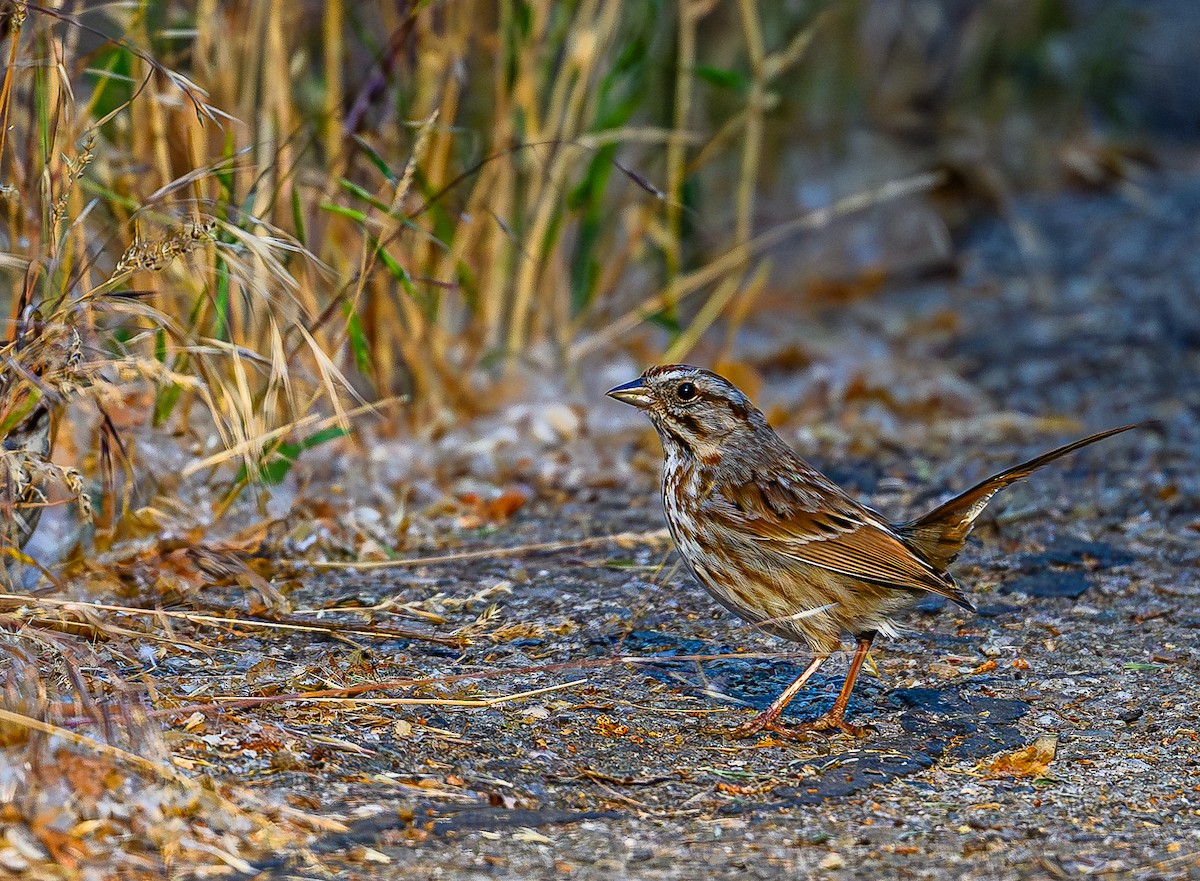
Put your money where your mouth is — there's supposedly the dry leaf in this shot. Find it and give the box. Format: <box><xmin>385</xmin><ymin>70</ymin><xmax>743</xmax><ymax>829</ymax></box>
<box><xmin>595</xmin><ymin>715</ymin><xmax>629</xmax><ymax>738</ymax></box>
<box><xmin>485</xmin><ymin>488</ymin><xmax>528</xmax><ymax>521</ymax></box>
<box><xmin>978</xmin><ymin>734</ymin><xmax>1058</xmax><ymax>778</ymax></box>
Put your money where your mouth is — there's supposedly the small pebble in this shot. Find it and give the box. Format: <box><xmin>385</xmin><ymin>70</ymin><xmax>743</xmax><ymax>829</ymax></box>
<box><xmin>820</xmin><ymin>853</ymin><xmax>846</xmax><ymax>870</ymax></box>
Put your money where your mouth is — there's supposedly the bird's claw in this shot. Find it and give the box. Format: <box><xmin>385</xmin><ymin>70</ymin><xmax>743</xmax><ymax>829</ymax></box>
<box><xmin>727</xmin><ymin>717</ymin><xmax>772</xmax><ymax>740</ymax></box>
<box><xmin>727</xmin><ymin>713</ymin><xmax>872</xmax><ymax>741</ymax></box>
<box><xmin>801</xmin><ymin>715</ymin><xmax>871</xmax><ymax>738</ymax></box>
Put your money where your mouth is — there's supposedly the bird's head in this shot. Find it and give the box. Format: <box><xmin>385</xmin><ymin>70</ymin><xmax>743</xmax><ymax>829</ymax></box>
<box><xmin>606</xmin><ymin>364</ymin><xmax>767</xmax><ymax>459</ymax></box>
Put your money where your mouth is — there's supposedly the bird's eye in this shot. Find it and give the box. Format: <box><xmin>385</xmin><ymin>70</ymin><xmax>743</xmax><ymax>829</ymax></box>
<box><xmin>677</xmin><ymin>382</ymin><xmax>697</xmax><ymax>401</ymax></box>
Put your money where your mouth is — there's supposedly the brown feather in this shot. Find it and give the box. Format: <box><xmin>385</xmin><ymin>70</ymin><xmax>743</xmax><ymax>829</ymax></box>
<box><xmin>703</xmin><ymin>476</ymin><xmax>976</xmax><ymax>611</ymax></box>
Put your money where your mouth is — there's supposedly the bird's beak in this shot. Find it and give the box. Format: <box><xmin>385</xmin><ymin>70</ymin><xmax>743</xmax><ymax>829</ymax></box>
<box><xmin>606</xmin><ymin>376</ymin><xmax>653</xmax><ymax>409</ymax></box>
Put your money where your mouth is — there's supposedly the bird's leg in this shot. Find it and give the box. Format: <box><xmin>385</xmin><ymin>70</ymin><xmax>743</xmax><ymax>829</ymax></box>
<box><xmin>803</xmin><ymin>633</ymin><xmax>876</xmax><ymax>737</ymax></box>
<box><xmin>742</xmin><ymin>634</ymin><xmax>877</xmax><ymax>740</ymax></box>
<box><xmin>728</xmin><ymin>654</ymin><xmax>828</xmax><ymax>740</ymax></box>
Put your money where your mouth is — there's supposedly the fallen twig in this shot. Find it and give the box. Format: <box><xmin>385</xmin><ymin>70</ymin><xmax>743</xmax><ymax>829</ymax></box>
<box><xmin>207</xmin><ymin>678</ymin><xmax>586</xmax><ymax>709</ymax></box>
<box><xmin>307</xmin><ymin>528</ymin><xmax>672</xmax><ymax>570</ymax></box>
<box><xmin>0</xmin><ymin>594</ymin><xmax>462</xmax><ymax>646</ymax></box>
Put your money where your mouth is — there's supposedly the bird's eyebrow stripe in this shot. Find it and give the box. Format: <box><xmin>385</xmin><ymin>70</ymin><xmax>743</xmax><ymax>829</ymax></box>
<box><xmin>695</xmin><ymin>388</ymin><xmax>748</xmax><ymax>417</ymax></box>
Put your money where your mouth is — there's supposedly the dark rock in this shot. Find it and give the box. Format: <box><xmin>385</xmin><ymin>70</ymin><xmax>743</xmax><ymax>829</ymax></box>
<box><xmin>888</xmin><ymin>687</ymin><xmax>972</xmax><ymax>716</ymax></box>
<box><xmin>621</xmin><ymin>629</ymin><xmax>710</xmax><ymax>656</ymax></box>
<box><xmin>1001</xmin><ymin>569</ymin><xmax>1092</xmax><ymax>599</ymax></box>
<box><xmin>965</xmin><ymin>696</ymin><xmax>1028</xmax><ymax>725</ymax></box>
<box><xmin>1014</xmin><ymin>537</ymin><xmax>1136</xmax><ymax>572</ymax></box>
<box><xmin>976</xmin><ymin>602</ymin><xmax>1022</xmax><ymax>618</ymax></box>
<box><xmin>763</xmin><ymin>747</ymin><xmax>938</xmax><ymax>808</ymax></box>
<box><xmin>892</xmin><ymin>688</ymin><xmax>1028</xmax><ymax>743</ymax></box>
<box><xmin>915</xmin><ymin>594</ymin><xmax>948</xmax><ymax>614</ymax></box>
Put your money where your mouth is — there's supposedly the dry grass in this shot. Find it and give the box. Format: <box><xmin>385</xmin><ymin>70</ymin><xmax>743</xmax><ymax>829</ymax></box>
<box><xmin>0</xmin><ymin>0</ymin><xmax>847</xmax><ymax>573</ymax></box>
<box><xmin>0</xmin><ymin>1</ymin><xmax>1127</xmax><ymax>548</ymax></box>
<box><xmin>0</xmin><ymin>644</ymin><xmax>337</xmax><ymax>878</ymax></box>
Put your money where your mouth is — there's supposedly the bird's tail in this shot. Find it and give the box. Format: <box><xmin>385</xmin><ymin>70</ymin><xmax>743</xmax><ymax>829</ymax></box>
<box><xmin>898</xmin><ymin>422</ymin><xmax>1150</xmax><ymax>570</ymax></box>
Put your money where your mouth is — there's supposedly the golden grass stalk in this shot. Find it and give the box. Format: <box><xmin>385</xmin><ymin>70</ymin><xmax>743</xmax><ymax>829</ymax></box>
<box><xmin>0</xmin><ymin>593</ymin><xmax>463</xmax><ymax>645</ymax></box>
<box><xmin>571</xmin><ymin>170</ymin><xmax>946</xmax><ymax>360</ymax></box>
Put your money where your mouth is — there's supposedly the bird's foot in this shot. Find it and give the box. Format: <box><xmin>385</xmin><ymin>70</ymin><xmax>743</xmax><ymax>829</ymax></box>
<box><xmin>800</xmin><ymin>712</ymin><xmax>871</xmax><ymax>738</ymax></box>
<box><xmin>726</xmin><ymin>712</ymin><xmax>779</xmax><ymax>740</ymax></box>
<box><xmin>727</xmin><ymin>711</ymin><xmax>871</xmax><ymax>741</ymax></box>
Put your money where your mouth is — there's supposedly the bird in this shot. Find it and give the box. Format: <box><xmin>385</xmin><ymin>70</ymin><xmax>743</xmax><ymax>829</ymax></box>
<box><xmin>607</xmin><ymin>364</ymin><xmax>1145</xmax><ymax>739</ymax></box>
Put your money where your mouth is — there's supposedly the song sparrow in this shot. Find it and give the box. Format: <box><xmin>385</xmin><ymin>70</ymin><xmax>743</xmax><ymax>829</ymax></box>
<box><xmin>608</xmin><ymin>364</ymin><xmax>1144</xmax><ymax>739</ymax></box>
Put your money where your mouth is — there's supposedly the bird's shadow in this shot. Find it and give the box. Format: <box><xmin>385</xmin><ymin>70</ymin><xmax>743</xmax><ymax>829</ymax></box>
<box><xmin>620</xmin><ymin>628</ymin><xmax>881</xmax><ymax>720</ymax></box>
<box><xmin>621</xmin><ymin>629</ymin><xmax>1030</xmax><ymax>808</ymax></box>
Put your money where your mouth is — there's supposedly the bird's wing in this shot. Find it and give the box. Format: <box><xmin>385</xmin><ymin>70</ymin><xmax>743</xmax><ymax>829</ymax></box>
<box><xmin>702</xmin><ymin>474</ymin><xmax>976</xmax><ymax>610</ymax></box>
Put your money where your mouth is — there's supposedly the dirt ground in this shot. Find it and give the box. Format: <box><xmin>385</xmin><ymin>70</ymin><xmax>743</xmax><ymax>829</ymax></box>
<box><xmin>54</xmin><ymin>172</ymin><xmax>1200</xmax><ymax>879</ymax></box>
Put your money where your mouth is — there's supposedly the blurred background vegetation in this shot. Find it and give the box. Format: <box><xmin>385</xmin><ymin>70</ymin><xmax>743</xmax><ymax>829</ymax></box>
<box><xmin>0</xmin><ymin>0</ymin><xmax>1179</xmax><ymax>563</ymax></box>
